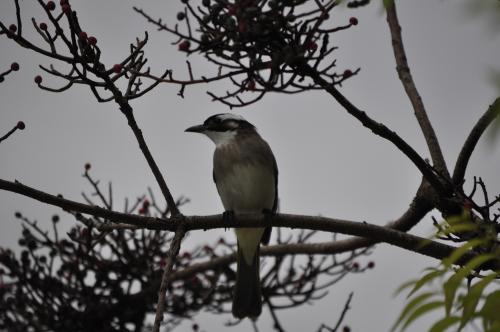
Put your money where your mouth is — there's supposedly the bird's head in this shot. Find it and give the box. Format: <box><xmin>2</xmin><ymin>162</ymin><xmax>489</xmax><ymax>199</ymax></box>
<box><xmin>185</xmin><ymin>113</ymin><xmax>256</xmax><ymax>147</ymax></box>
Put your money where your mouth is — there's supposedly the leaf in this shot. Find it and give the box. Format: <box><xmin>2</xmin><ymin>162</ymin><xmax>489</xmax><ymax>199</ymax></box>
<box><xmin>442</xmin><ymin>238</ymin><xmax>486</xmax><ymax>268</ymax></box>
<box><xmin>407</xmin><ymin>268</ymin><xmax>445</xmax><ymax>298</ymax></box>
<box><xmin>429</xmin><ymin>316</ymin><xmax>461</xmax><ymax>332</ymax></box>
<box><xmin>383</xmin><ymin>0</ymin><xmax>395</xmax><ymax>9</ymax></box>
<box><xmin>480</xmin><ymin>290</ymin><xmax>500</xmax><ymax>326</ymax></box>
<box><xmin>400</xmin><ymin>301</ymin><xmax>445</xmax><ymax>332</ymax></box>
<box><xmin>391</xmin><ymin>292</ymin><xmax>436</xmax><ymax>332</ymax></box>
<box><xmin>486</xmin><ymin>321</ymin><xmax>500</xmax><ymax>332</ymax></box>
<box><xmin>460</xmin><ymin>273</ymin><xmax>497</xmax><ymax>329</ymax></box>
<box><xmin>444</xmin><ymin>254</ymin><xmax>496</xmax><ymax>315</ymax></box>
<box><xmin>440</xmin><ymin>223</ymin><xmax>478</xmax><ymax>236</ymax></box>
<box><xmin>394</xmin><ymin>279</ymin><xmax>420</xmax><ymax>297</ymax></box>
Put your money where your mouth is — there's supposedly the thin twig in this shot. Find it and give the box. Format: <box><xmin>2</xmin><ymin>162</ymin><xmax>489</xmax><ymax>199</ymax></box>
<box><xmin>453</xmin><ymin>97</ymin><xmax>500</xmax><ymax>184</ymax></box>
<box><xmin>332</xmin><ymin>292</ymin><xmax>353</xmax><ymax>331</ymax></box>
<box><xmin>152</xmin><ymin>227</ymin><xmax>186</xmax><ymax>332</ymax></box>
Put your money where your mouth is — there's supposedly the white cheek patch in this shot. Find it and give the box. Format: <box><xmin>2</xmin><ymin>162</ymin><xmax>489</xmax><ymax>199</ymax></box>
<box><xmin>205</xmin><ymin>130</ymin><xmax>237</xmax><ymax>147</ymax></box>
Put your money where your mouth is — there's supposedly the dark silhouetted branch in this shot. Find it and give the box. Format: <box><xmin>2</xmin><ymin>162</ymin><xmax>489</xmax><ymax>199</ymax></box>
<box><xmin>453</xmin><ymin>97</ymin><xmax>500</xmax><ymax>185</ymax></box>
<box><xmin>386</xmin><ymin>2</ymin><xmax>449</xmax><ymax>178</ymax></box>
<box><xmin>1</xmin><ymin>178</ymin><xmax>498</xmax><ymax>271</ymax></box>
<box><xmin>153</xmin><ymin>227</ymin><xmax>186</xmax><ymax>332</ymax></box>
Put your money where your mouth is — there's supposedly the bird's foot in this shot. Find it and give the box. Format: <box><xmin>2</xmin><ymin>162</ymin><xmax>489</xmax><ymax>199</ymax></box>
<box><xmin>262</xmin><ymin>208</ymin><xmax>275</xmax><ymax>219</ymax></box>
<box><xmin>222</xmin><ymin>210</ymin><xmax>235</xmax><ymax>231</ymax></box>
<box><xmin>261</xmin><ymin>209</ymin><xmax>275</xmax><ymax>245</ymax></box>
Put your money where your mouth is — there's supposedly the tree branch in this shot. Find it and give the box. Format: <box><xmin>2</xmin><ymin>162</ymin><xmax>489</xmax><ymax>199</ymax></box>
<box><xmin>298</xmin><ymin>64</ymin><xmax>448</xmax><ymax>195</ymax></box>
<box><xmin>153</xmin><ymin>227</ymin><xmax>186</xmax><ymax>332</ymax></box>
<box><xmin>452</xmin><ymin>97</ymin><xmax>500</xmax><ymax>185</ymax></box>
<box><xmin>2</xmin><ymin>178</ymin><xmax>498</xmax><ymax>270</ymax></box>
<box><xmin>386</xmin><ymin>2</ymin><xmax>449</xmax><ymax>178</ymax></box>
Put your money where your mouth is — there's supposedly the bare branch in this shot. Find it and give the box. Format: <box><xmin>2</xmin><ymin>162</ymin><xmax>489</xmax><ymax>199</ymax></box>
<box><xmin>386</xmin><ymin>2</ymin><xmax>449</xmax><ymax>177</ymax></box>
<box><xmin>1</xmin><ymin>178</ymin><xmax>498</xmax><ymax>271</ymax></box>
<box><xmin>153</xmin><ymin>227</ymin><xmax>186</xmax><ymax>332</ymax></box>
<box><xmin>453</xmin><ymin>97</ymin><xmax>500</xmax><ymax>185</ymax></box>
<box><xmin>297</xmin><ymin>63</ymin><xmax>448</xmax><ymax>195</ymax></box>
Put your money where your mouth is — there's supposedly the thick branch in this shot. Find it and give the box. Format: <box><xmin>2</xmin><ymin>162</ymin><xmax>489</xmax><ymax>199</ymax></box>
<box><xmin>2</xmin><ymin>179</ymin><xmax>498</xmax><ymax>270</ymax></box>
<box><xmin>452</xmin><ymin>97</ymin><xmax>500</xmax><ymax>185</ymax></box>
<box><xmin>386</xmin><ymin>2</ymin><xmax>449</xmax><ymax>178</ymax></box>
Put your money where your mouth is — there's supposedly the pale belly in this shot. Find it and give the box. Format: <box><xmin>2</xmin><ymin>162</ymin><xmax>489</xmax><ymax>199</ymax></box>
<box><xmin>216</xmin><ymin>164</ymin><xmax>275</xmax><ymax>213</ymax></box>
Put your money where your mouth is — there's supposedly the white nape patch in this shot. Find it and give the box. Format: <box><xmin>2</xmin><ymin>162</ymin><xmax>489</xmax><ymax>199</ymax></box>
<box><xmin>205</xmin><ymin>130</ymin><xmax>237</xmax><ymax>147</ymax></box>
<box><xmin>215</xmin><ymin>113</ymin><xmax>246</xmax><ymax>122</ymax></box>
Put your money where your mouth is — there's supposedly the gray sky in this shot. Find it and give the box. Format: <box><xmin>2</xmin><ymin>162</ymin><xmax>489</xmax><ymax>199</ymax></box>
<box><xmin>1</xmin><ymin>0</ymin><xmax>499</xmax><ymax>331</ymax></box>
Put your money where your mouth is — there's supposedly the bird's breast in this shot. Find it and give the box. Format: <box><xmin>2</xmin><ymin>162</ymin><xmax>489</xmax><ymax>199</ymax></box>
<box><xmin>215</xmin><ymin>163</ymin><xmax>275</xmax><ymax>213</ymax></box>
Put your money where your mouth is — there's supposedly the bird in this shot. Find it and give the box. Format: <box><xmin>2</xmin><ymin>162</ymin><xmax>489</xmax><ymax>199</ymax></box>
<box><xmin>185</xmin><ymin>113</ymin><xmax>278</xmax><ymax>319</ymax></box>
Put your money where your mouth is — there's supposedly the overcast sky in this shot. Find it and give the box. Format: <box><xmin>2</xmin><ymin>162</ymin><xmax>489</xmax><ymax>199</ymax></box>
<box><xmin>1</xmin><ymin>0</ymin><xmax>499</xmax><ymax>331</ymax></box>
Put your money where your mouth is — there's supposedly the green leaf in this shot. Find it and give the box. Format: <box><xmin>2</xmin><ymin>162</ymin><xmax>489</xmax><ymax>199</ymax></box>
<box><xmin>442</xmin><ymin>238</ymin><xmax>486</xmax><ymax>268</ymax></box>
<box><xmin>394</xmin><ymin>279</ymin><xmax>419</xmax><ymax>297</ymax></box>
<box><xmin>429</xmin><ymin>316</ymin><xmax>461</xmax><ymax>332</ymax></box>
<box><xmin>407</xmin><ymin>268</ymin><xmax>445</xmax><ymax>298</ymax></box>
<box><xmin>392</xmin><ymin>292</ymin><xmax>436</xmax><ymax>332</ymax></box>
<box><xmin>383</xmin><ymin>0</ymin><xmax>394</xmax><ymax>9</ymax></box>
<box><xmin>460</xmin><ymin>273</ymin><xmax>497</xmax><ymax>329</ymax></box>
<box><xmin>440</xmin><ymin>223</ymin><xmax>478</xmax><ymax>236</ymax></box>
<box><xmin>480</xmin><ymin>290</ymin><xmax>500</xmax><ymax>325</ymax></box>
<box><xmin>444</xmin><ymin>254</ymin><xmax>496</xmax><ymax>315</ymax></box>
<box><xmin>486</xmin><ymin>320</ymin><xmax>500</xmax><ymax>332</ymax></box>
<box><xmin>400</xmin><ymin>301</ymin><xmax>445</xmax><ymax>332</ymax></box>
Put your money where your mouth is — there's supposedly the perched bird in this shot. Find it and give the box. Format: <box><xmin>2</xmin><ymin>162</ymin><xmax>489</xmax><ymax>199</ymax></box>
<box><xmin>186</xmin><ymin>113</ymin><xmax>278</xmax><ymax>319</ymax></box>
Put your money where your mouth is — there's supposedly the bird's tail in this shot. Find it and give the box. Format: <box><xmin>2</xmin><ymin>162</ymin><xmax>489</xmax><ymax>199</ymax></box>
<box><xmin>232</xmin><ymin>244</ymin><xmax>262</xmax><ymax>319</ymax></box>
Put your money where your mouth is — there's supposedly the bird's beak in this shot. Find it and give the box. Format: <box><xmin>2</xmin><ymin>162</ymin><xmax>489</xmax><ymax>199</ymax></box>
<box><xmin>185</xmin><ymin>124</ymin><xmax>207</xmax><ymax>133</ymax></box>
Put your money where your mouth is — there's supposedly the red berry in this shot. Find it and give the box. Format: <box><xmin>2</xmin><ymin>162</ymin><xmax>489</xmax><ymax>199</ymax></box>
<box><xmin>84</xmin><ymin>163</ymin><xmax>91</xmax><ymax>171</ymax></box>
<box><xmin>10</xmin><ymin>62</ymin><xmax>20</xmax><ymax>71</ymax></box>
<box><xmin>349</xmin><ymin>17</ymin><xmax>358</xmax><ymax>25</ymax></box>
<box><xmin>9</xmin><ymin>24</ymin><xmax>17</xmax><ymax>33</ymax></box>
<box><xmin>367</xmin><ymin>261</ymin><xmax>375</xmax><ymax>269</ymax></box>
<box><xmin>79</xmin><ymin>31</ymin><xmax>88</xmax><ymax>40</ymax></box>
<box><xmin>343</xmin><ymin>326</ymin><xmax>351</xmax><ymax>332</ymax></box>
<box><xmin>178</xmin><ymin>40</ymin><xmax>190</xmax><ymax>52</ymax></box>
<box><xmin>60</xmin><ymin>0</ymin><xmax>68</xmax><ymax>5</ymax></box>
<box><xmin>351</xmin><ymin>262</ymin><xmax>359</xmax><ymax>270</ymax></box>
<box><xmin>238</xmin><ymin>22</ymin><xmax>247</xmax><ymax>33</ymax></box>
<box><xmin>306</xmin><ymin>41</ymin><xmax>318</xmax><ymax>51</ymax></box>
<box><xmin>343</xmin><ymin>69</ymin><xmax>352</xmax><ymax>78</ymax></box>
<box><xmin>39</xmin><ymin>22</ymin><xmax>48</xmax><ymax>30</ymax></box>
<box><xmin>34</xmin><ymin>75</ymin><xmax>43</xmax><ymax>84</ymax></box>
<box><xmin>87</xmin><ymin>36</ymin><xmax>97</xmax><ymax>45</ymax></box>
<box><xmin>138</xmin><ymin>207</ymin><xmax>145</xmax><ymax>215</ymax></box>
<box><xmin>112</xmin><ymin>64</ymin><xmax>122</xmax><ymax>73</ymax></box>
<box><xmin>176</xmin><ymin>12</ymin><xmax>186</xmax><ymax>20</ymax></box>
<box><xmin>16</xmin><ymin>121</ymin><xmax>25</xmax><ymax>130</ymax></box>
<box><xmin>227</xmin><ymin>5</ymin><xmax>237</xmax><ymax>15</ymax></box>
<box><xmin>247</xmin><ymin>80</ymin><xmax>256</xmax><ymax>90</ymax></box>
<box><xmin>61</xmin><ymin>4</ymin><xmax>71</xmax><ymax>13</ymax></box>
<box><xmin>46</xmin><ymin>1</ymin><xmax>56</xmax><ymax>10</ymax></box>
<box><xmin>192</xmin><ymin>324</ymin><xmax>199</xmax><ymax>331</ymax></box>
<box><xmin>142</xmin><ymin>199</ymin><xmax>150</xmax><ymax>208</ymax></box>
<box><xmin>463</xmin><ymin>199</ymin><xmax>473</xmax><ymax>210</ymax></box>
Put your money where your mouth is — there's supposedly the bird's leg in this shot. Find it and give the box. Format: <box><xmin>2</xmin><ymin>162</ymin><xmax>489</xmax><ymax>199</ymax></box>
<box><xmin>261</xmin><ymin>209</ymin><xmax>274</xmax><ymax>245</ymax></box>
<box><xmin>222</xmin><ymin>210</ymin><xmax>235</xmax><ymax>231</ymax></box>
<box><xmin>262</xmin><ymin>208</ymin><xmax>275</xmax><ymax>217</ymax></box>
